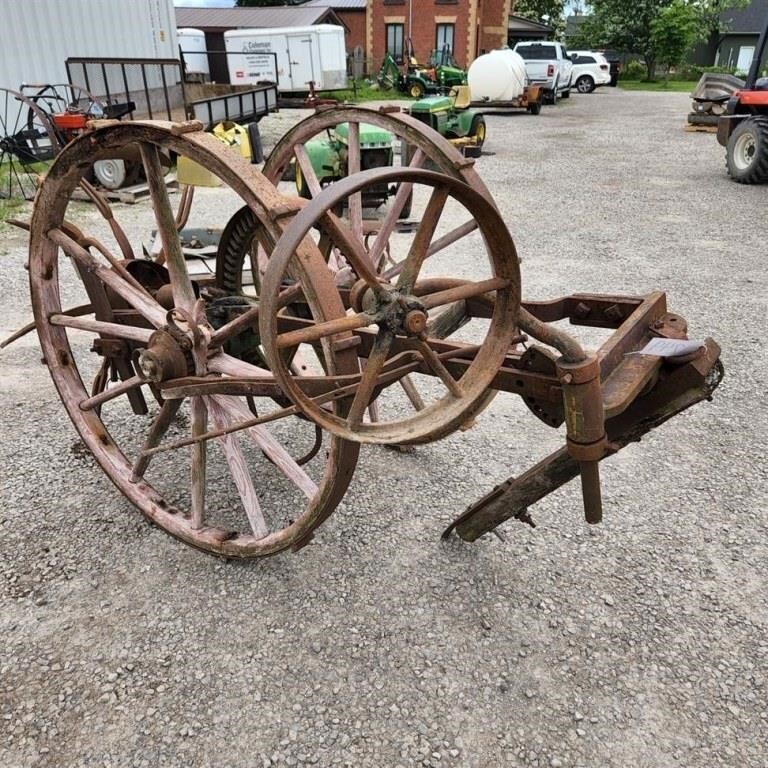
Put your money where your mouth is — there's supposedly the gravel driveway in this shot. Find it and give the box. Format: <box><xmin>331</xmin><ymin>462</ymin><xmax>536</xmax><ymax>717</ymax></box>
<box><xmin>1</xmin><ymin>88</ymin><xmax>766</xmax><ymax>768</ymax></box>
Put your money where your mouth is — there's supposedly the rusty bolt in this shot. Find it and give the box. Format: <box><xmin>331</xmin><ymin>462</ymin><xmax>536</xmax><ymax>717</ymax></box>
<box><xmin>404</xmin><ymin>309</ymin><xmax>428</xmax><ymax>336</ymax></box>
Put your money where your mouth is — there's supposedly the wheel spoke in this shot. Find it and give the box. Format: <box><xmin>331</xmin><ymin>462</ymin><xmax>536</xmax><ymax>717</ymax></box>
<box><xmin>79</xmin><ymin>375</ymin><xmax>146</xmax><ymax>412</ymax></box>
<box><xmin>47</xmin><ymin>227</ymin><xmax>167</xmax><ymax>327</ymax></box>
<box><xmin>139</xmin><ymin>142</ymin><xmax>197</xmax><ymax>312</ymax></box>
<box><xmin>346</xmin><ymin>121</ymin><xmax>364</xmax><ymax>243</ymax></box>
<box><xmin>414</xmin><ymin>337</ymin><xmax>463</xmax><ymax>398</ymax></box>
<box><xmin>420</xmin><ymin>277</ymin><xmax>509</xmax><ymax>310</ymax></box>
<box><xmin>347</xmin><ymin>330</ymin><xmax>393</xmax><ymax>427</ymax></box>
<box><xmin>131</xmin><ymin>398</ymin><xmax>183</xmax><ymax>482</ymax></box>
<box><xmin>205</xmin><ymin>396</ymin><xmax>269</xmax><ymax>539</ymax></box>
<box><xmin>320</xmin><ymin>210</ymin><xmax>385</xmax><ymax>295</ymax></box>
<box><xmin>399</xmin><ymin>374</ymin><xmax>426</xmax><ymax>411</ymax></box>
<box><xmin>293</xmin><ymin>143</ymin><xmax>323</xmax><ymax>197</ymax></box>
<box><xmin>383</xmin><ymin>219</ymin><xmax>479</xmax><ymax>281</ymax></box>
<box><xmin>48</xmin><ymin>314</ymin><xmax>153</xmax><ymax>344</ymax></box>
<box><xmin>396</xmin><ymin>186</ymin><xmax>450</xmax><ymax>292</ymax></box>
<box><xmin>274</xmin><ymin>310</ymin><xmax>377</xmax><ymax>350</ymax></box>
<box><xmin>368</xmin><ymin>147</ymin><xmax>425</xmax><ymax>269</ymax></box>
<box><xmin>77</xmin><ymin>178</ymin><xmax>135</xmax><ymax>260</ymax></box>
<box><xmin>215</xmin><ymin>395</ymin><xmax>318</xmax><ymax>499</ymax></box>
<box><xmin>190</xmin><ymin>396</ymin><xmax>207</xmax><ymax>529</ymax></box>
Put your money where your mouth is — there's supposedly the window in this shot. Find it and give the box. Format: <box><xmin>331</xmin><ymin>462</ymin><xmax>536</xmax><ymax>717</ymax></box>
<box><xmin>386</xmin><ymin>23</ymin><xmax>404</xmax><ymax>63</ymax></box>
<box><xmin>574</xmin><ymin>55</ymin><xmax>596</xmax><ymax>65</ymax></box>
<box><xmin>517</xmin><ymin>44</ymin><xmax>557</xmax><ymax>60</ymax></box>
<box><xmin>436</xmin><ymin>23</ymin><xmax>455</xmax><ymax>54</ymax></box>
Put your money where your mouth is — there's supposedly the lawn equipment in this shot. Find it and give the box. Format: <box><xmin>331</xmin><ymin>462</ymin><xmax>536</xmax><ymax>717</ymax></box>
<box><xmin>0</xmin><ymin>83</ymin><xmax>136</xmax><ymax>200</ymax></box>
<box><xmin>409</xmin><ymin>86</ymin><xmax>486</xmax><ymax>157</ymax></box>
<box><xmin>376</xmin><ymin>44</ymin><xmax>467</xmax><ymax>100</ymax></box>
<box><xmin>717</xmin><ymin>17</ymin><xmax>768</xmax><ymax>183</ymax></box>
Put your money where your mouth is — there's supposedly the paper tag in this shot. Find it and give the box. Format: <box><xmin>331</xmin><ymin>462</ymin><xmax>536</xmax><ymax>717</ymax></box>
<box><xmin>629</xmin><ymin>338</ymin><xmax>705</xmax><ymax>358</ymax></box>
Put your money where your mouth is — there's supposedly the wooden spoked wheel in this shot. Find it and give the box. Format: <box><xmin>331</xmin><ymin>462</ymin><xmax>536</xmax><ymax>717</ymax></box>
<box><xmin>29</xmin><ymin>120</ymin><xmax>361</xmax><ymax>558</ymax></box>
<box><xmin>259</xmin><ymin>167</ymin><xmax>522</xmax><ymax>446</ymax></box>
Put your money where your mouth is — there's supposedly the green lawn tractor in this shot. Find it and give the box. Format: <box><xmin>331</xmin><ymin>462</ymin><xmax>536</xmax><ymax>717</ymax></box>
<box><xmin>409</xmin><ymin>86</ymin><xmax>486</xmax><ymax>157</ymax></box>
<box><xmin>375</xmin><ymin>45</ymin><xmax>467</xmax><ymax>100</ymax></box>
<box><xmin>404</xmin><ymin>47</ymin><xmax>467</xmax><ymax>100</ymax></box>
<box><xmin>293</xmin><ymin>122</ymin><xmax>412</xmax><ymax>216</ymax></box>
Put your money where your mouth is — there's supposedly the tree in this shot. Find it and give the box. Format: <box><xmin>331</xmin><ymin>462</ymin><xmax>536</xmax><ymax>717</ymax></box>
<box><xmin>571</xmin><ymin>0</ymin><xmax>751</xmax><ymax>81</ymax></box>
<box><xmin>651</xmin><ymin>0</ymin><xmax>701</xmax><ymax>77</ymax></box>
<box><xmin>694</xmin><ymin>0</ymin><xmax>749</xmax><ymax>59</ymax></box>
<box><xmin>570</xmin><ymin>0</ymin><xmax>667</xmax><ymax>81</ymax></box>
<box><xmin>514</xmin><ymin>0</ymin><xmax>567</xmax><ymax>37</ymax></box>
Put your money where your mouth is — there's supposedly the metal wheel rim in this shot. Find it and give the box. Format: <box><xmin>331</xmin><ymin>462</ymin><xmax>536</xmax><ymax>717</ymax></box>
<box><xmin>733</xmin><ymin>132</ymin><xmax>756</xmax><ymax>171</ymax></box>
<box><xmin>259</xmin><ymin>167</ymin><xmax>521</xmax><ymax>445</ymax></box>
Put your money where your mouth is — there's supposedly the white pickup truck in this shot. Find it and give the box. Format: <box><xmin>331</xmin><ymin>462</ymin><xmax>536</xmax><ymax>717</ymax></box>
<box><xmin>512</xmin><ymin>41</ymin><xmax>573</xmax><ymax>104</ymax></box>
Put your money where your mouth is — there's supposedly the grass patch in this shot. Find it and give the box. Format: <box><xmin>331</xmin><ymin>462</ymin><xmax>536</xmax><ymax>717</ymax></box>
<box><xmin>619</xmin><ymin>80</ymin><xmax>695</xmax><ymax>92</ymax></box>
<box><xmin>317</xmin><ymin>80</ymin><xmax>413</xmax><ymax>103</ymax></box>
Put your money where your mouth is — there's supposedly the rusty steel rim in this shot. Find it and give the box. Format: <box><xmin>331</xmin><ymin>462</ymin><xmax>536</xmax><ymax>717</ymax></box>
<box><xmin>259</xmin><ymin>166</ymin><xmax>522</xmax><ymax>445</ymax></box>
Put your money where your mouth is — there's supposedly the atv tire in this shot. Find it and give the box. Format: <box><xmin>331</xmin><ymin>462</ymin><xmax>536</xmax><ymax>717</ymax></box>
<box><xmin>726</xmin><ymin>116</ymin><xmax>768</xmax><ymax>184</ymax></box>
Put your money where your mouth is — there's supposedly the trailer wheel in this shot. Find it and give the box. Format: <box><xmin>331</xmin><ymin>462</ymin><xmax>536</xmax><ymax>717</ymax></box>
<box><xmin>726</xmin><ymin>116</ymin><xmax>768</xmax><ymax>184</ymax></box>
<box><xmin>527</xmin><ymin>101</ymin><xmax>542</xmax><ymax>115</ymax></box>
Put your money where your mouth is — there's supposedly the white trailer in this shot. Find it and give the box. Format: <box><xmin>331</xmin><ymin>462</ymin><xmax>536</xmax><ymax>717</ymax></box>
<box><xmin>0</xmin><ymin>0</ymin><xmax>177</xmax><ymax>90</ymax></box>
<box><xmin>224</xmin><ymin>25</ymin><xmax>347</xmax><ymax>93</ymax></box>
<box><xmin>177</xmin><ymin>28</ymin><xmax>210</xmax><ymax>82</ymax></box>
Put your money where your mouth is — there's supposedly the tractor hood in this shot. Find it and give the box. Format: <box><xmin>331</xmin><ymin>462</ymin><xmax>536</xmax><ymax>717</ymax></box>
<box><xmin>335</xmin><ymin>122</ymin><xmax>393</xmax><ymax>148</ymax></box>
<box><xmin>410</xmin><ymin>95</ymin><xmax>454</xmax><ymax>113</ymax></box>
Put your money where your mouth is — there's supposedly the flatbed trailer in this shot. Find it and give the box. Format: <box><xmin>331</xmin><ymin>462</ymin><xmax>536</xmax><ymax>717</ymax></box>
<box><xmin>469</xmin><ymin>84</ymin><xmax>543</xmax><ymax>115</ymax></box>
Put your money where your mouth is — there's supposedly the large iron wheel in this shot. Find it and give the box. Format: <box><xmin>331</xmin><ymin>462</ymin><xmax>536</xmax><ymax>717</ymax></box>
<box><xmin>29</xmin><ymin>120</ymin><xmax>361</xmax><ymax>558</ymax></box>
<box><xmin>259</xmin><ymin>167</ymin><xmax>522</xmax><ymax>446</ymax></box>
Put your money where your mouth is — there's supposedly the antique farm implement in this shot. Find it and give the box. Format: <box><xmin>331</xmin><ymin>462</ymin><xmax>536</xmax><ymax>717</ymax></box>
<box><xmin>6</xmin><ymin>106</ymin><xmax>723</xmax><ymax>558</ymax></box>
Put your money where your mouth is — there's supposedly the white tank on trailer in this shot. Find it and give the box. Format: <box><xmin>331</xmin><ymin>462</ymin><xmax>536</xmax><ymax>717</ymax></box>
<box><xmin>178</xmin><ymin>28</ymin><xmax>210</xmax><ymax>80</ymax></box>
<box><xmin>467</xmin><ymin>49</ymin><xmax>527</xmax><ymax>101</ymax></box>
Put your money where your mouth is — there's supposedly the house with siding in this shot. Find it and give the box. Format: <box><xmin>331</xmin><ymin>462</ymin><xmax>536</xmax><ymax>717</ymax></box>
<box><xmin>712</xmin><ymin>0</ymin><xmax>768</xmax><ymax>71</ymax></box>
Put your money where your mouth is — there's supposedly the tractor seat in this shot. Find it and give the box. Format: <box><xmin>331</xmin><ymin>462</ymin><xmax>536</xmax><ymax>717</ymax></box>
<box><xmin>452</xmin><ymin>85</ymin><xmax>472</xmax><ymax>110</ymax></box>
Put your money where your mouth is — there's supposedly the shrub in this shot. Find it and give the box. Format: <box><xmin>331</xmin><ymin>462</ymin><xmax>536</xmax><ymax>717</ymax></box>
<box><xmin>620</xmin><ymin>60</ymin><xmax>647</xmax><ymax>80</ymax></box>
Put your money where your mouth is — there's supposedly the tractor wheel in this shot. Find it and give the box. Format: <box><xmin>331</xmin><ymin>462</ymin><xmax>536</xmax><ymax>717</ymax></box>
<box><xmin>409</xmin><ymin>81</ymin><xmax>425</xmax><ymax>100</ymax></box>
<box><xmin>470</xmin><ymin>115</ymin><xmax>487</xmax><ymax>148</ymax></box>
<box><xmin>575</xmin><ymin>75</ymin><xmax>595</xmax><ymax>94</ymax></box>
<box><xmin>726</xmin><ymin>116</ymin><xmax>768</xmax><ymax>184</ymax></box>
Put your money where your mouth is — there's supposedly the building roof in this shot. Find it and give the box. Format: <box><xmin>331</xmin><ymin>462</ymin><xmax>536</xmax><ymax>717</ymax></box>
<box><xmin>720</xmin><ymin>0</ymin><xmax>768</xmax><ymax>34</ymax></box>
<box><xmin>301</xmin><ymin>0</ymin><xmax>366</xmax><ymax>8</ymax></box>
<box><xmin>508</xmin><ymin>14</ymin><xmax>554</xmax><ymax>34</ymax></box>
<box><xmin>175</xmin><ymin>6</ymin><xmax>343</xmax><ymax>32</ymax></box>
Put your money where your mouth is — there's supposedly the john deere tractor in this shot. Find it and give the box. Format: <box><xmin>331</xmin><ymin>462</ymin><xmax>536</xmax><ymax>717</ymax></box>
<box><xmin>293</xmin><ymin>122</ymin><xmax>410</xmax><ymax>214</ymax></box>
<box><xmin>376</xmin><ymin>44</ymin><xmax>467</xmax><ymax>100</ymax></box>
<box><xmin>409</xmin><ymin>86</ymin><xmax>486</xmax><ymax>157</ymax></box>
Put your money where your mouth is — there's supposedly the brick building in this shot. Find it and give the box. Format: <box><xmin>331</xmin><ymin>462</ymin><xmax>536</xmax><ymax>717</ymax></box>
<box><xmin>366</xmin><ymin>0</ymin><xmax>513</xmax><ymax>70</ymax></box>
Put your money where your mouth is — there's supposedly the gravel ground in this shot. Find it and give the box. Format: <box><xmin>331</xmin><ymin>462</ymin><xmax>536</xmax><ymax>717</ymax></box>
<box><xmin>1</xmin><ymin>89</ymin><xmax>767</xmax><ymax>768</ymax></box>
